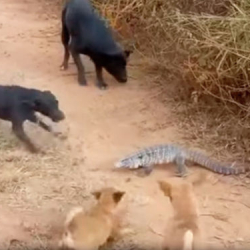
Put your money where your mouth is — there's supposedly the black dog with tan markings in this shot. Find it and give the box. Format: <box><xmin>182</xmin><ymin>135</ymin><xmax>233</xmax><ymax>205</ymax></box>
<box><xmin>0</xmin><ymin>85</ymin><xmax>65</xmax><ymax>153</ymax></box>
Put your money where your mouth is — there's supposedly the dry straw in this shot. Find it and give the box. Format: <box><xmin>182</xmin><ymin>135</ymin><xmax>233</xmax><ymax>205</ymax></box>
<box><xmin>92</xmin><ymin>0</ymin><xmax>250</xmax><ymax>112</ymax></box>
<box><xmin>90</xmin><ymin>0</ymin><xmax>250</xmax><ymax>159</ymax></box>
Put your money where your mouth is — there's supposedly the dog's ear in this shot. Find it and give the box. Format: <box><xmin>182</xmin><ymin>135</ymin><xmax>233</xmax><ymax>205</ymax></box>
<box><xmin>33</xmin><ymin>98</ymin><xmax>43</xmax><ymax>107</ymax></box>
<box><xmin>158</xmin><ymin>180</ymin><xmax>171</xmax><ymax>197</ymax></box>
<box><xmin>124</xmin><ymin>49</ymin><xmax>132</xmax><ymax>59</ymax></box>
<box><xmin>113</xmin><ymin>191</ymin><xmax>125</xmax><ymax>203</ymax></box>
<box><xmin>92</xmin><ymin>191</ymin><xmax>101</xmax><ymax>200</ymax></box>
<box><xmin>21</xmin><ymin>100</ymin><xmax>36</xmax><ymax>109</ymax></box>
<box><xmin>43</xmin><ymin>90</ymin><xmax>52</xmax><ymax>95</ymax></box>
<box><xmin>188</xmin><ymin>172</ymin><xmax>207</xmax><ymax>187</ymax></box>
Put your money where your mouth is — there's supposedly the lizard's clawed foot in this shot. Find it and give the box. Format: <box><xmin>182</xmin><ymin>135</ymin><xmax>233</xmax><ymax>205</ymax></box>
<box><xmin>136</xmin><ymin>167</ymin><xmax>152</xmax><ymax>177</ymax></box>
<box><xmin>175</xmin><ymin>171</ymin><xmax>189</xmax><ymax>178</ymax></box>
<box><xmin>136</xmin><ymin>169</ymin><xmax>148</xmax><ymax>177</ymax></box>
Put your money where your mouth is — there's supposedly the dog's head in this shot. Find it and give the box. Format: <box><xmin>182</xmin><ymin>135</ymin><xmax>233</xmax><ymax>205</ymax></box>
<box><xmin>23</xmin><ymin>90</ymin><xmax>65</xmax><ymax>122</ymax></box>
<box><xmin>92</xmin><ymin>187</ymin><xmax>125</xmax><ymax>211</ymax></box>
<box><xmin>158</xmin><ymin>178</ymin><xmax>191</xmax><ymax>203</ymax></box>
<box><xmin>158</xmin><ymin>172</ymin><xmax>206</xmax><ymax>203</ymax></box>
<box><xmin>103</xmin><ymin>49</ymin><xmax>132</xmax><ymax>83</ymax></box>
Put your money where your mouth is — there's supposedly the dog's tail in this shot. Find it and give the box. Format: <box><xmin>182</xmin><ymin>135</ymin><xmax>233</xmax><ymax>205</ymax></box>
<box><xmin>183</xmin><ymin>230</ymin><xmax>194</xmax><ymax>250</ymax></box>
<box><xmin>59</xmin><ymin>207</ymin><xmax>83</xmax><ymax>249</ymax></box>
<box><xmin>65</xmin><ymin>206</ymin><xmax>83</xmax><ymax>227</ymax></box>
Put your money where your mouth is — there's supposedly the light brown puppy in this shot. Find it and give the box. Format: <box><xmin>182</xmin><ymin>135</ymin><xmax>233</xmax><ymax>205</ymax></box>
<box><xmin>59</xmin><ymin>187</ymin><xmax>126</xmax><ymax>250</ymax></box>
<box><xmin>158</xmin><ymin>173</ymin><xmax>205</xmax><ymax>250</ymax></box>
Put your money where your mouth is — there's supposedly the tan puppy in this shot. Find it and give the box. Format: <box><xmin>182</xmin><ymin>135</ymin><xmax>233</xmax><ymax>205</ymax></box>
<box><xmin>158</xmin><ymin>173</ymin><xmax>205</xmax><ymax>250</ymax></box>
<box><xmin>59</xmin><ymin>187</ymin><xmax>125</xmax><ymax>250</ymax></box>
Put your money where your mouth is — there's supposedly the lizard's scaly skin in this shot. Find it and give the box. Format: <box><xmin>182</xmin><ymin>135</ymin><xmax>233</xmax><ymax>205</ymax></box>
<box><xmin>115</xmin><ymin>144</ymin><xmax>247</xmax><ymax>175</ymax></box>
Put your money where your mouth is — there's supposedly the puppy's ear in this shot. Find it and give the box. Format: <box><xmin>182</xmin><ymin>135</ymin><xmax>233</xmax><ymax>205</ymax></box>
<box><xmin>158</xmin><ymin>180</ymin><xmax>171</xmax><ymax>197</ymax></box>
<box><xmin>124</xmin><ymin>49</ymin><xmax>132</xmax><ymax>59</ymax></box>
<box><xmin>188</xmin><ymin>171</ymin><xmax>207</xmax><ymax>187</ymax></box>
<box><xmin>92</xmin><ymin>191</ymin><xmax>101</xmax><ymax>200</ymax></box>
<box><xmin>113</xmin><ymin>191</ymin><xmax>125</xmax><ymax>203</ymax></box>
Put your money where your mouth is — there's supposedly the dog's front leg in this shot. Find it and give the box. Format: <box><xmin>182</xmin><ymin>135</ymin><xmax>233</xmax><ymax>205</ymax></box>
<box><xmin>12</xmin><ymin>121</ymin><xmax>38</xmax><ymax>153</ymax></box>
<box><xmin>38</xmin><ymin>119</ymin><xmax>66</xmax><ymax>139</ymax></box>
<box><xmin>30</xmin><ymin>115</ymin><xmax>64</xmax><ymax>138</ymax></box>
<box><xmin>37</xmin><ymin>119</ymin><xmax>53</xmax><ymax>133</ymax></box>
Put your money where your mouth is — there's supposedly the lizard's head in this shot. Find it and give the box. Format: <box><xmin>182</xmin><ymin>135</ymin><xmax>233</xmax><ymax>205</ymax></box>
<box><xmin>115</xmin><ymin>155</ymin><xmax>143</xmax><ymax>169</ymax></box>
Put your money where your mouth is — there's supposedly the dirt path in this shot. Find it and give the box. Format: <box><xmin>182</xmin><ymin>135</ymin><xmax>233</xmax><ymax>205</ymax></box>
<box><xmin>0</xmin><ymin>0</ymin><xmax>250</xmax><ymax>249</ymax></box>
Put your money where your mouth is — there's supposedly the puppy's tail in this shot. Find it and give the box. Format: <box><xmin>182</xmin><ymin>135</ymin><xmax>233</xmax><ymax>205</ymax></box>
<box><xmin>183</xmin><ymin>230</ymin><xmax>193</xmax><ymax>250</ymax></box>
<box><xmin>65</xmin><ymin>206</ymin><xmax>83</xmax><ymax>227</ymax></box>
<box><xmin>59</xmin><ymin>207</ymin><xmax>83</xmax><ymax>249</ymax></box>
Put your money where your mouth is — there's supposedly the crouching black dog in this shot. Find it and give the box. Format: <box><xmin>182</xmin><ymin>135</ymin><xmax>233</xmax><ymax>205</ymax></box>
<box><xmin>60</xmin><ymin>0</ymin><xmax>132</xmax><ymax>90</ymax></box>
<box><xmin>0</xmin><ymin>85</ymin><xmax>65</xmax><ymax>153</ymax></box>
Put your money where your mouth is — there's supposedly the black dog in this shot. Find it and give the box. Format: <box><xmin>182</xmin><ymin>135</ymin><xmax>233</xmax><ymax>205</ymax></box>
<box><xmin>60</xmin><ymin>0</ymin><xmax>131</xmax><ymax>89</ymax></box>
<box><xmin>0</xmin><ymin>85</ymin><xmax>65</xmax><ymax>153</ymax></box>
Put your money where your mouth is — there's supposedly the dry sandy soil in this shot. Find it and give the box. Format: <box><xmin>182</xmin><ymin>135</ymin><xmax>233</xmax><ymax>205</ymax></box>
<box><xmin>0</xmin><ymin>0</ymin><xmax>250</xmax><ymax>249</ymax></box>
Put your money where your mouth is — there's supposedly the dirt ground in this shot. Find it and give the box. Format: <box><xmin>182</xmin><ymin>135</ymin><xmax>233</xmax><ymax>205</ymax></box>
<box><xmin>0</xmin><ymin>0</ymin><xmax>250</xmax><ymax>249</ymax></box>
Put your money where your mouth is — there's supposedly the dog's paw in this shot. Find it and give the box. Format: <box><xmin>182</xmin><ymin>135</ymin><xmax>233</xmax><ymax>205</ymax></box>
<box><xmin>27</xmin><ymin>145</ymin><xmax>39</xmax><ymax>154</ymax></box>
<box><xmin>54</xmin><ymin>131</ymin><xmax>68</xmax><ymax>140</ymax></box>
<box><xmin>96</xmin><ymin>80</ymin><xmax>108</xmax><ymax>90</ymax></box>
<box><xmin>78</xmin><ymin>76</ymin><xmax>87</xmax><ymax>86</ymax></box>
<box><xmin>60</xmin><ymin>64</ymin><xmax>68</xmax><ymax>71</ymax></box>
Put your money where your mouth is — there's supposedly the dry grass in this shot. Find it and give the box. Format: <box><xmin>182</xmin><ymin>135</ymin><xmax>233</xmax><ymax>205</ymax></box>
<box><xmin>91</xmin><ymin>0</ymin><xmax>250</xmax><ymax>108</ymax></box>
<box><xmin>88</xmin><ymin>0</ymin><xmax>250</xmax><ymax>160</ymax></box>
<box><xmin>0</xmin><ymin>122</ymin><xmax>91</xmax><ymax>211</ymax></box>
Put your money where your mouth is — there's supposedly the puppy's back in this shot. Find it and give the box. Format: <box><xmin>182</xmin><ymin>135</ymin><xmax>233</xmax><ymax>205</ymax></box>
<box><xmin>60</xmin><ymin>187</ymin><xmax>125</xmax><ymax>250</ymax></box>
<box><xmin>61</xmin><ymin>207</ymin><xmax>112</xmax><ymax>250</ymax></box>
<box><xmin>159</xmin><ymin>177</ymin><xmax>203</xmax><ymax>250</ymax></box>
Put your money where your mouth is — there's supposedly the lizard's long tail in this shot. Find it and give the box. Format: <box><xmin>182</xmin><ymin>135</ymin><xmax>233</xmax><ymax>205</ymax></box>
<box><xmin>186</xmin><ymin>150</ymin><xmax>248</xmax><ymax>175</ymax></box>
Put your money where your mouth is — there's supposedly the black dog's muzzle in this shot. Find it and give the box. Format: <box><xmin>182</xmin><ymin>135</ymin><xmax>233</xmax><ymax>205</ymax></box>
<box><xmin>51</xmin><ymin>110</ymin><xmax>65</xmax><ymax>122</ymax></box>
